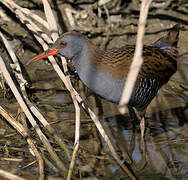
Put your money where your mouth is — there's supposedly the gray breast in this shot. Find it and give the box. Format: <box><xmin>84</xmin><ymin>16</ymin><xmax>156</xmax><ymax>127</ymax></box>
<box><xmin>77</xmin><ymin>64</ymin><xmax>126</xmax><ymax>103</ymax></box>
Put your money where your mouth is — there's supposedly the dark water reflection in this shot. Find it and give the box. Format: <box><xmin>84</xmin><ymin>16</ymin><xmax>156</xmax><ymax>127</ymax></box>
<box><xmin>102</xmin><ymin>107</ymin><xmax>188</xmax><ymax>179</ymax></box>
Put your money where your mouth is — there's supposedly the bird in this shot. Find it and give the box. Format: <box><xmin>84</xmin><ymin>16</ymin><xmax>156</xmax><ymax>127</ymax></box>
<box><xmin>27</xmin><ymin>24</ymin><xmax>180</xmax><ymax>139</ymax></box>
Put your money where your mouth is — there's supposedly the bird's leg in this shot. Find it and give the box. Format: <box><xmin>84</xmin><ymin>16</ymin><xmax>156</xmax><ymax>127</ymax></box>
<box><xmin>140</xmin><ymin>115</ymin><xmax>145</xmax><ymax>146</ymax></box>
<box><xmin>131</xmin><ymin>108</ymin><xmax>146</xmax><ymax>136</ymax></box>
<box><xmin>134</xmin><ymin>110</ymin><xmax>146</xmax><ymax>137</ymax></box>
<box><xmin>133</xmin><ymin>109</ymin><xmax>147</xmax><ymax>151</ymax></box>
<box><xmin>128</xmin><ymin>107</ymin><xmax>146</xmax><ymax>136</ymax></box>
<box><xmin>128</xmin><ymin>106</ymin><xmax>138</xmax><ymax>122</ymax></box>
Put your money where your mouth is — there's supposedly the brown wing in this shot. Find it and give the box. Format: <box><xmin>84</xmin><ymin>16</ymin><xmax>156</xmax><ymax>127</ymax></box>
<box><xmin>92</xmin><ymin>45</ymin><xmax>177</xmax><ymax>87</ymax></box>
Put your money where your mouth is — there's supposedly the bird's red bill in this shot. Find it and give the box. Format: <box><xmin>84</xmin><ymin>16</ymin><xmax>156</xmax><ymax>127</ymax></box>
<box><xmin>26</xmin><ymin>48</ymin><xmax>58</xmax><ymax>65</ymax></box>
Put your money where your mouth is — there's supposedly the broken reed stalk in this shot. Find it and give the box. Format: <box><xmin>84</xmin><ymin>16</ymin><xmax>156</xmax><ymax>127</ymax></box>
<box><xmin>119</xmin><ymin>0</ymin><xmax>153</xmax><ymax>114</ymax></box>
<box><xmin>0</xmin><ymin>106</ymin><xmax>44</xmax><ymax>180</ymax></box>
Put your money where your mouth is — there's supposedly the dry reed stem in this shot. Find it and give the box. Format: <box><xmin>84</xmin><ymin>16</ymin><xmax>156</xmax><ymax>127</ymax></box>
<box><xmin>0</xmin><ymin>169</ymin><xmax>25</xmax><ymax>180</ymax></box>
<box><xmin>0</xmin><ymin>31</ymin><xmax>27</xmax><ymax>98</ymax></box>
<box><xmin>21</xmin><ymin>160</ymin><xmax>37</xmax><ymax>169</ymax></box>
<box><xmin>43</xmin><ymin>0</ymin><xmax>79</xmax><ymax>144</ymax></box>
<box><xmin>41</xmin><ymin>0</ymin><xmax>58</xmax><ymax>40</ymax></box>
<box><xmin>42</xmin><ymin>0</ymin><xmax>81</xmax><ymax>146</ymax></box>
<box><xmin>63</xmin><ymin>65</ymin><xmax>81</xmax><ymax>145</ymax></box>
<box><xmin>41</xmin><ymin>1</ymin><xmax>81</xmax><ymax>178</ymax></box>
<box><xmin>71</xmin><ymin>90</ymin><xmax>137</xmax><ymax>179</ymax></box>
<box><xmin>2</xmin><ymin>0</ymin><xmax>136</xmax><ymax>178</ymax></box>
<box><xmin>0</xmin><ymin>106</ymin><xmax>44</xmax><ymax>180</ymax></box>
<box><xmin>0</xmin><ymin>158</ymin><xmax>23</xmax><ymax>162</ymax></box>
<box><xmin>119</xmin><ymin>0</ymin><xmax>153</xmax><ymax>114</ymax></box>
<box><xmin>0</xmin><ymin>106</ymin><xmax>27</xmax><ymax>137</ymax></box>
<box><xmin>23</xmin><ymin>127</ymin><xmax>44</xmax><ymax>179</ymax></box>
<box><xmin>67</xmin><ymin>142</ymin><xmax>79</xmax><ymax>180</ymax></box>
<box><xmin>2</xmin><ymin>0</ymin><xmax>49</xmax><ymax>29</ymax></box>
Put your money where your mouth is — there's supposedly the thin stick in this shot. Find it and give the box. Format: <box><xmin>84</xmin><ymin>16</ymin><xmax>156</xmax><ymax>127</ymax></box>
<box><xmin>26</xmin><ymin>140</ymin><xmax>44</xmax><ymax>180</ymax></box>
<box><xmin>119</xmin><ymin>0</ymin><xmax>153</xmax><ymax>114</ymax></box>
<box><xmin>41</xmin><ymin>1</ymin><xmax>81</xmax><ymax>179</ymax></box>
<box><xmin>0</xmin><ymin>169</ymin><xmax>25</xmax><ymax>180</ymax></box>
<box><xmin>67</xmin><ymin>142</ymin><xmax>79</xmax><ymax>180</ymax></box>
<box><xmin>41</xmin><ymin>0</ymin><xmax>81</xmax><ymax>145</ymax></box>
<box><xmin>2</xmin><ymin>0</ymin><xmax>49</xmax><ymax>29</ymax></box>
<box><xmin>41</xmin><ymin>0</ymin><xmax>58</xmax><ymax>40</ymax></box>
<box><xmin>0</xmin><ymin>31</ymin><xmax>27</xmax><ymax>98</ymax></box>
<box><xmin>41</xmin><ymin>0</ymin><xmax>81</xmax><ymax>146</ymax></box>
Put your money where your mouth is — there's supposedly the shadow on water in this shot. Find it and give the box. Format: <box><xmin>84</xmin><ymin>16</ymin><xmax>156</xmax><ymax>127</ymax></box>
<box><xmin>99</xmin><ymin>106</ymin><xmax>188</xmax><ymax>179</ymax></box>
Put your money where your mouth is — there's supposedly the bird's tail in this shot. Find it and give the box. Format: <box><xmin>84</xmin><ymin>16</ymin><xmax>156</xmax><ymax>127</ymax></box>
<box><xmin>152</xmin><ymin>24</ymin><xmax>181</xmax><ymax>50</ymax></box>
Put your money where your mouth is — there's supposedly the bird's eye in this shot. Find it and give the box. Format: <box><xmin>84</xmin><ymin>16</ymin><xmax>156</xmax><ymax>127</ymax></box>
<box><xmin>61</xmin><ymin>41</ymin><xmax>67</xmax><ymax>46</ymax></box>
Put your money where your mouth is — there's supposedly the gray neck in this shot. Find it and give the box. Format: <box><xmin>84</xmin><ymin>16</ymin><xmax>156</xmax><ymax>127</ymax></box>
<box><xmin>72</xmin><ymin>45</ymin><xmax>126</xmax><ymax>103</ymax></box>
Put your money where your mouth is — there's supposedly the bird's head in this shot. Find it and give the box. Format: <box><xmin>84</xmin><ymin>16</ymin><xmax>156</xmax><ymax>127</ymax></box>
<box><xmin>26</xmin><ymin>30</ymin><xmax>85</xmax><ymax>65</ymax></box>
